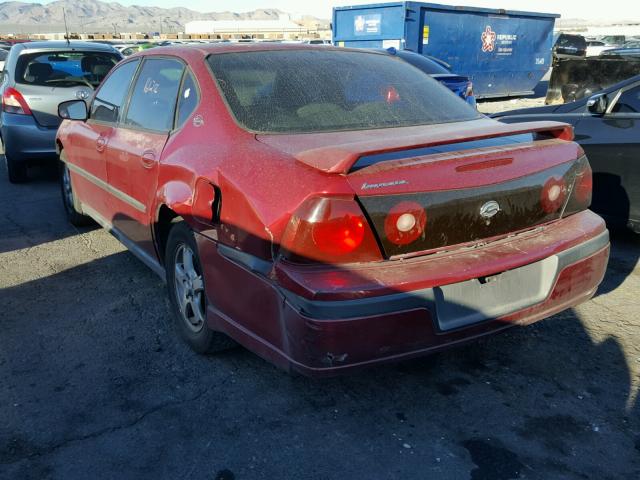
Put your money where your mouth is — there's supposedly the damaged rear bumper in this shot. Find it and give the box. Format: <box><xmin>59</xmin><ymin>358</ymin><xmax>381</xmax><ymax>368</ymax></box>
<box><xmin>200</xmin><ymin>210</ymin><xmax>609</xmax><ymax>377</ymax></box>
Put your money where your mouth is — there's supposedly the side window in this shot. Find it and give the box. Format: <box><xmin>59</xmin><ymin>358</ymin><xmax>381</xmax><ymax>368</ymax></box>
<box><xmin>612</xmin><ymin>85</ymin><xmax>640</xmax><ymax>114</ymax></box>
<box><xmin>176</xmin><ymin>71</ymin><xmax>200</xmax><ymax>128</ymax></box>
<box><xmin>123</xmin><ymin>58</ymin><xmax>184</xmax><ymax>132</ymax></box>
<box><xmin>90</xmin><ymin>59</ymin><xmax>140</xmax><ymax>123</ymax></box>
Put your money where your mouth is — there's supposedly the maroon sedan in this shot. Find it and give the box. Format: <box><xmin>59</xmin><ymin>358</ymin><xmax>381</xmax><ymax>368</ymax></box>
<box><xmin>55</xmin><ymin>44</ymin><xmax>609</xmax><ymax>376</ymax></box>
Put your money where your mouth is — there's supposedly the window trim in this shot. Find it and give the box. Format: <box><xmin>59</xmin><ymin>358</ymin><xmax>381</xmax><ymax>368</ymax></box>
<box><xmin>118</xmin><ymin>55</ymin><xmax>187</xmax><ymax>135</ymax></box>
<box><xmin>171</xmin><ymin>66</ymin><xmax>202</xmax><ymax>134</ymax></box>
<box><xmin>88</xmin><ymin>57</ymin><xmax>142</xmax><ymax>127</ymax></box>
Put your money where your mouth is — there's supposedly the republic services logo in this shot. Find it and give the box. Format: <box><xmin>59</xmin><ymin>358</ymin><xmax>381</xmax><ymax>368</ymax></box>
<box><xmin>481</xmin><ymin>26</ymin><xmax>496</xmax><ymax>52</ymax></box>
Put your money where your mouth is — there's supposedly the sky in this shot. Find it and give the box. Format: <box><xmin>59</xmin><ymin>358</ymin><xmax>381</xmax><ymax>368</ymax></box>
<box><xmin>19</xmin><ymin>0</ymin><xmax>640</xmax><ymax>21</ymax></box>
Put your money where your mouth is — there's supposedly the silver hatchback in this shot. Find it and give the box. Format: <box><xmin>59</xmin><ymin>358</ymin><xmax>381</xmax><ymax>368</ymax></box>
<box><xmin>0</xmin><ymin>41</ymin><xmax>122</xmax><ymax>182</ymax></box>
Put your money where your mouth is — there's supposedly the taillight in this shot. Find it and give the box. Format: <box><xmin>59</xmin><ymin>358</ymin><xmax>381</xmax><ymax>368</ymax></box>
<box><xmin>2</xmin><ymin>87</ymin><xmax>32</xmax><ymax>115</ymax></box>
<box><xmin>562</xmin><ymin>156</ymin><xmax>593</xmax><ymax>215</ymax></box>
<box><xmin>540</xmin><ymin>177</ymin><xmax>568</xmax><ymax>213</ymax></box>
<box><xmin>280</xmin><ymin>196</ymin><xmax>382</xmax><ymax>264</ymax></box>
<box><xmin>551</xmin><ymin>125</ymin><xmax>574</xmax><ymax>141</ymax></box>
<box><xmin>574</xmin><ymin>162</ymin><xmax>593</xmax><ymax>206</ymax></box>
<box><xmin>384</xmin><ymin>201</ymin><xmax>427</xmax><ymax>245</ymax></box>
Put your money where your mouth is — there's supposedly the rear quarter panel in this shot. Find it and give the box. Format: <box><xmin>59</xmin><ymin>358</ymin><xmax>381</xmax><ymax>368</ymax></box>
<box><xmin>155</xmin><ymin>52</ymin><xmax>352</xmax><ymax>261</ymax></box>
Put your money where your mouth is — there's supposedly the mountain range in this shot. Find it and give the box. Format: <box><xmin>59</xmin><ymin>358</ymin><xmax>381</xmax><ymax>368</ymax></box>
<box><xmin>0</xmin><ymin>0</ymin><xmax>329</xmax><ymax>34</ymax></box>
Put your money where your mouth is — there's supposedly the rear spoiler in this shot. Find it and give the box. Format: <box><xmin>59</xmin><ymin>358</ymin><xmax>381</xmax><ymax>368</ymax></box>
<box><xmin>292</xmin><ymin>121</ymin><xmax>574</xmax><ymax>175</ymax></box>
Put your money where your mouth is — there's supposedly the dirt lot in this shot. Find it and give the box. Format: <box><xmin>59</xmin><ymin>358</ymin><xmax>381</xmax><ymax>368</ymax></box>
<box><xmin>477</xmin><ymin>97</ymin><xmax>547</xmax><ymax>115</ymax></box>
<box><xmin>1</xmin><ymin>162</ymin><xmax>639</xmax><ymax>480</ymax></box>
<box><xmin>476</xmin><ymin>74</ymin><xmax>550</xmax><ymax>115</ymax></box>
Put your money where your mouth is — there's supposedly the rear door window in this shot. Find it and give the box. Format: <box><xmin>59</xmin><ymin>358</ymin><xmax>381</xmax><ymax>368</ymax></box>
<box><xmin>90</xmin><ymin>59</ymin><xmax>140</xmax><ymax>124</ymax></box>
<box><xmin>123</xmin><ymin>58</ymin><xmax>184</xmax><ymax>132</ymax></box>
<box><xmin>16</xmin><ymin>51</ymin><xmax>121</xmax><ymax>88</ymax></box>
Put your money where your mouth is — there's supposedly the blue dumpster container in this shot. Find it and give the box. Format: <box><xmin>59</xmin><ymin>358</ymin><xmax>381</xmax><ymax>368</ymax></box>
<box><xmin>333</xmin><ymin>2</ymin><xmax>559</xmax><ymax>98</ymax></box>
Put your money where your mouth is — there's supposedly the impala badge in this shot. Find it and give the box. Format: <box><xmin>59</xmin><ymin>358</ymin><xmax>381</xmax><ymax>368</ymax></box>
<box><xmin>479</xmin><ymin>200</ymin><xmax>500</xmax><ymax>219</ymax></box>
<box><xmin>76</xmin><ymin>90</ymin><xmax>90</xmax><ymax>100</ymax></box>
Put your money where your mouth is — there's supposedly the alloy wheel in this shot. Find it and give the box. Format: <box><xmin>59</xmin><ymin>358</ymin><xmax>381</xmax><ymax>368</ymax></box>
<box><xmin>61</xmin><ymin>164</ymin><xmax>74</xmax><ymax>211</ymax></box>
<box><xmin>173</xmin><ymin>243</ymin><xmax>206</xmax><ymax>333</ymax></box>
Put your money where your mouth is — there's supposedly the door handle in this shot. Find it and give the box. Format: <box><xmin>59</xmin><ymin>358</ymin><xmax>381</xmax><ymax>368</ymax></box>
<box><xmin>141</xmin><ymin>150</ymin><xmax>156</xmax><ymax>169</ymax></box>
<box><xmin>96</xmin><ymin>136</ymin><xmax>107</xmax><ymax>152</ymax></box>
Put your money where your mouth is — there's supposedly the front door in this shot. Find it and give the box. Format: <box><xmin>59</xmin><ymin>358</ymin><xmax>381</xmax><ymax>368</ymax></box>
<box><xmin>66</xmin><ymin>59</ymin><xmax>141</xmax><ymax>220</ymax></box>
<box><xmin>106</xmin><ymin>57</ymin><xmax>185</xmax><ymax>258</ymax></box>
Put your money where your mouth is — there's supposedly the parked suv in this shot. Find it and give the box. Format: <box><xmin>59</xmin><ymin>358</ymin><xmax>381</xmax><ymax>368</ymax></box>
<box><xmin>56</xmin><ymin>45</ymin><xmax>609</xmax><ymax>375</ymax></box>
<box><xmin>0</xmin><ymin>41</ymin><xmax>122</xmax><ymax>182</ymax></box>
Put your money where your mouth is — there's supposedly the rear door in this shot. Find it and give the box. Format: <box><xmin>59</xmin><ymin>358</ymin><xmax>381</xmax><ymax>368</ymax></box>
<box><xmin>65</xmin><ymin>58</ymin><xmax>141</xmax><ymax>220</ymax></box>
<box><xmin>574</xmin><ymin>82</ymin><xmax>640</xmax><ymax>226</ymax></box>
<box><xmin>106</xmin><ymin>57</ymin><xmax>185</xmax><ymax>258</ymax></box>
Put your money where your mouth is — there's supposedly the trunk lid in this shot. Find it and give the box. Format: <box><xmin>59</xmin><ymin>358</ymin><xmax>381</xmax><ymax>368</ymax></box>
<box><xmin>258</xmin><ymin>119</ymin><xmax>585</xmax><ymax>258</ymax></box>
<box><xmin>352</xmin><ymin>150</ymin><xmax>584</xmax><ymax>257</ymax></box>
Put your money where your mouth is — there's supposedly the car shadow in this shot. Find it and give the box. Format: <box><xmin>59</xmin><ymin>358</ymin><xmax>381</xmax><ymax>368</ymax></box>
<box><xmin>596</xmin><ymin>228</ymin><xmax>640</xmax><ymax>297</ymax></box>
<box><xmin>0</xmin><ymin>159</ymin><xmax>97</xmax><ymax>254</ymax></box>
<box><xmin>591</xmin><ymin>172</ymin><xmax>640</xmax><ymax>297</ymax></box>
<box><xmin>0</xmin><ymin>223</ymin><xmax>638</xmax><ymax>479</ymax></box>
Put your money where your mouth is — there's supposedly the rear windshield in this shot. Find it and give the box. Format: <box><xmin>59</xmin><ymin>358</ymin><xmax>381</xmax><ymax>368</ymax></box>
<box><xmin>556</xmin><ymin>35</ymin><xmax>587</xmax><ymax>49</ymax></box>
<box><xmin>16</xmin><ymin>51</ymin><xmax>120</xmax><ymax>88</ymax></box>
<box><xmin>207</xmin><ymin>49</ymin><xmax>480</xmax><ymax>134</ymax></box>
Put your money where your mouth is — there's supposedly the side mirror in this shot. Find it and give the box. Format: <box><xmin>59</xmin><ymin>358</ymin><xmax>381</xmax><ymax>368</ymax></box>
<box><xmin>58</xmin><ymin>100</ymin><xmax>87</xmax><ymax>121</ymax></box>
<box><xmin>587</xmin><ymin>94</ymin><xmax>608</xmax><ymax>115</ymax></box>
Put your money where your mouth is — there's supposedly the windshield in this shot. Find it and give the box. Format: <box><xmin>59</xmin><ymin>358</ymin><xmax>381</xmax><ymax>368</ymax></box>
<box><xmin>207</xmin><ymin>49</ymin><xmax>480</xmax><ymax>134</ymax></box>
<box><xmin>16</xmin><ymin>50</ymin><xmax>121</xmax><ymax>87</ymax></box>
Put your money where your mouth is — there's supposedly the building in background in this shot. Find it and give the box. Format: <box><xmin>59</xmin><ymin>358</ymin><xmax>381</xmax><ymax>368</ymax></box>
<box><xmin>184</xmin><ymin>14</ymin><xmax>319</xmax><ymax>40</ymax></box>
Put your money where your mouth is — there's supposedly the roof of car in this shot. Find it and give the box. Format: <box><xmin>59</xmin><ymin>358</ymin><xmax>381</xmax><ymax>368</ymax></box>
<box><xmin>13</xmin><ymin>41</ymin><xmax>118</xmax><ymax>52</ymax></box>
<box><xmin>131</xmin><ymin>42</ymin><xmax>385</xmax><ymax>59</ymax></box>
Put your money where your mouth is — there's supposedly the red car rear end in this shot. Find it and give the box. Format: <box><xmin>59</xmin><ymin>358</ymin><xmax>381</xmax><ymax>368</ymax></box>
<box><xmin>56</xmin><ymin>45</ymin><xmax>609</xmax><ymax>376</ymax></box>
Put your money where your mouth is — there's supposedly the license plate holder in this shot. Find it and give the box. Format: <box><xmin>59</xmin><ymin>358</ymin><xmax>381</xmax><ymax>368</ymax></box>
<box><xmin>434</xmin><ymin>255</ymin><xmax>559</xmax><ymax>331</ymax></box>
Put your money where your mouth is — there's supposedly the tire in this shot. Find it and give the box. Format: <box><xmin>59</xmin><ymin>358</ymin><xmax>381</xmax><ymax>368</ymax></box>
<box><xmin>59</xmin><ymin>159</ymin><xmax>93</xmax><ymax>227</ymax></box>
<box><xmin>5</xmin><ymin>153</ymin><xmax>28</xmax><ymax>183</ymax></box>
<box><xmin>165</xmin><ymin>221</ymin><xmax>236</xmax><ymax>354</ymax></box>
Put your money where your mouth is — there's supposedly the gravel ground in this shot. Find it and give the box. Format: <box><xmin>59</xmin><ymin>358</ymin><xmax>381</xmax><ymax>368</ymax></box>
<box><xmin>1</xmin><ymin>161</ymin><xmax>639</xmax><ymax>480</ymax></box>
<box><xmin>476</xmin><ymin>74</ymin><xmax>551</xmax><ymax>115</ymax></box>
<box><xmin>477</xmin><ymin>97</ymin><xmax>547</xmax><ymax>115</ymax></box>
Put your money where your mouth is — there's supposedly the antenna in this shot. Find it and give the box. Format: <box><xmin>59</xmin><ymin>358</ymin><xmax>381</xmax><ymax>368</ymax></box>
<box><xmin>63</xmin><ymin>7</ymin><xmax>70</xmax><ymax>45</ymax></box>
